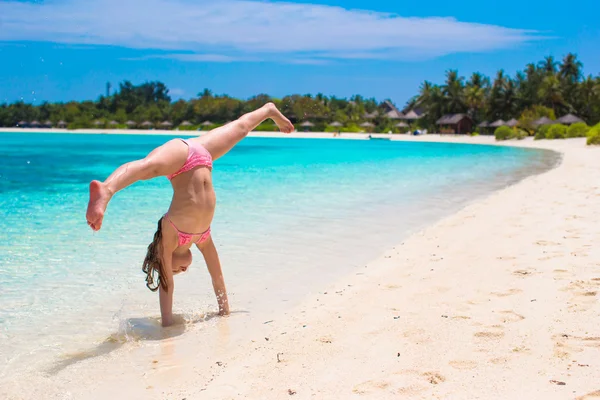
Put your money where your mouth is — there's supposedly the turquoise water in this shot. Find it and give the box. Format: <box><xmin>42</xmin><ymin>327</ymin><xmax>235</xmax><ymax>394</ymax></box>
<box><xmin>0</xmin><ymin>132</ymin><xmax>558</xmax><ymax>378</ymax></box>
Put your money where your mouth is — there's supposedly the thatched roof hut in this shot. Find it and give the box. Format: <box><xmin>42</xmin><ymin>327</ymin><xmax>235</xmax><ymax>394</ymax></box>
<box><xmin>17</xmin><ymin>120</ymin><xmax>27</xmax><ymax>127</ymax></box>
<box><xmin>489</xmin><ymin>119</ymin><xmax>506</xmax><ymax>128</ymax></box>
<box><xmin>436</xmin><ymin>114</ymin><xmax>473</xmax><ymax>134</ymax></box>
<box><xmin>43</xmin><ymin>120</ymin><xmax>52</xmax><ymax>128</ymax></box>
<box><xmin>93</xmin><ymin>120</ymin><xmax>103</xmax><ymax>126</ymax></box>
<box><xmin>329</xmin><ymin>121</ymin><xmax>343</xmax><ymax>127</ymax></box>
<box><xmin>141</xmin><ymin>121</ymin><xmax>153</xmax><ymax>128</ymax></box>
<box><xmin>125</xmin><ymin>120</ymin><xmax>136</xmax><ymax>127</ymax></box>
<box><xmin>363</xmin><ymin>111</ymin><xmax>379</xmax><ymax>119</ymax></box>
<box><xmin>401</xmin><ymin>110</ymin><xmax>422</xmax><ymax>121</ymax></box>
<box><xmin>30</xmin><ymin>120</ymin><xmax>40</xmax><ymax>127</ymax></box>
<box><xmin>300</xmin><ymin>121</ymin><xmax>315</xmax><ymax>127</ymax></box>
<box><xmin>557</xmin><ymin>114</ymin><xmax>584</xmax><ymax>125</ymax></box>
<box><xmin>201</xmin><ymin>121</ymin><xmax>213</xmax><ymax>127</ymax></box>
<box><xmin>382</xmin><ymin>100</ymin><xmax>403</xmax><ymax>119</ymax></box>
<box><xmin>57</xmin><ymin>120</ymin><xmax>67</xmax><ymax>128</ymax></box>
<box><xmin>179</xmin><ymin>121</ymin><xmax>192</xmax><ymax>126</ymax></box>
<box><xmin>395</xmin><ymin>121</ymin><xmax>409</xmax><ymax>128</ymax></box>
<box><xmin>109</xmin><ymin>120</ymin><xmax>118</xmax><ymax>126</ymax></box>
<box><xmin>160</xmin><ymin>121</ymin><xmax>173</xmax><ymax>128</ymax></box>
<box><xmin>360</xmin><ymin>121</ymin><xmax>375</xmax><ymax>127</ymax></box>
<box><xmin>477</xmin><ymin>121</ymin><xmax>489</xmax><ymax>128</ymax></box>
<box><xmin>532</xmin><ymin>116</ymin><xmax>555</xmax><ymax>127</ymax></box>
<box><xmin>506</xmin><ymin>118</ymin><xmax>519</xmax><ymax>128</ymax></box>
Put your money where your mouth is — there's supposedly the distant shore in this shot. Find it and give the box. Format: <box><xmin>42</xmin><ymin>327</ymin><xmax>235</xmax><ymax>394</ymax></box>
<box><xmin>0</xmin><ymin>126</ymin><xmax>579</xmax><ymax>150</ymax></box>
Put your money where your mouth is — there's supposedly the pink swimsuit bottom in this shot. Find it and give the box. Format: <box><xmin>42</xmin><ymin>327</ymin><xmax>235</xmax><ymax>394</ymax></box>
<box><xmin>166</xmin><ymin>139</ymin><xmax>213</xmax><ymax>181</ymax></box>
<box><xmin>164</xmin><ymin>213</ymin><xmax>211</xmax><ymax>246</ymax></box>
<box><xmin>165</xmin><ymin>139</ymin><xmax>213</xmax><ymax>246</ymax></box>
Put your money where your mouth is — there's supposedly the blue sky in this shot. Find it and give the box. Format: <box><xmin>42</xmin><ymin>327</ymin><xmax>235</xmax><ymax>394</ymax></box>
<box><xmin>0</xmin><ymin>0</ymin><xmax>598</xmax><ymax>107</ymax></box>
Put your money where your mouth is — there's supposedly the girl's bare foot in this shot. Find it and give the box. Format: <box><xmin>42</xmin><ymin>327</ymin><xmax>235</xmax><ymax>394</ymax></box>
<box><xmin>265</xmin><ymin>103</ymin><xmax>294</xmax><ymax>134</ymax></box>
<box><xmin>86</xmin><ymin>180</ymin><xmax>112</xmax><ymax>231</ymax></box>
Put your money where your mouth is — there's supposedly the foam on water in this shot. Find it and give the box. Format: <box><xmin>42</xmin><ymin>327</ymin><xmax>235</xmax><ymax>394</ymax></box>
<box><xmin>0</xmin><ymin>132</ymin><xmax>559</xmax><ymax>382</ymax></box>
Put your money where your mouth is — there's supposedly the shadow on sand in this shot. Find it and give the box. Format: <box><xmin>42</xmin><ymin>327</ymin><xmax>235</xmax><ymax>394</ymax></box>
<box><xmin>46</xmin><ymin>310</ymin><xmax>247</xmax><ymax>375</ymax></box>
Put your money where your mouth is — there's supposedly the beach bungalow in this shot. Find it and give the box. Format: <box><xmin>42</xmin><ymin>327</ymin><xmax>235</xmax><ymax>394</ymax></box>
<box><xmin>557</xmin><ymin>114</ymin><xmax>584</xmax><ymax>125</ymax></box>
<box><xmin>532</xmin><ymin>116</ymin><xmax>555</xmax><ymax>128</ymax></box>
<box><xmin>477</xmin><ymin>121</ymin><xmax>490</xmax><ymax>134</ymax></box>
<box><xmin>394</xmin><ymin>121</ymin><xmax>409</xmax><ymax>133</ymax></box>
<box><xmin>382</xmin><ymin>100</ymin><xmax>403</xmax><ymax>120</ymax></box>
<box><xmin>300</xmin><ymin>121</ymin><xmax>315</xmax><ymax>132</ymax></box>
<box><xmin>360</xmin><ymin>121</ymin><xmax>375</xmax><ymax>132</ymax></box>
<box><xmin>160</xmin><ymin>121</ymin><xmax>173</xmax><ymax>130</ymax></box>
<box><xmin>489</xmin><ymin>120</ymin><xmax>506</xmax><ymax>129</ymax></box>
<box><xmin>363</xmin><ymin>111</ymin><xmax>379</xmax><ymax>120</ymax></box>
<box><xmin>56</xmin><ymin>120</ymin><xmax>67</xmax><ymax>129</ymax></box>
<box><xmin>125</xmin><ymin>120</ymin><xmax>136</xmax><ymax>128</ymax></box>
<box><xmin>506</xmin><ymin>118</ymin><xmax>519</xmax><ymax>128</ymax></box>
<box><xmin>436</xmin><ymin>114</ymin><xmax>473</xmax><ymax>134</ymax></box>
<box><xmin>401</xmin><ymin>109</ymin><xmax>423</xmax><ymax>122</ymax></box>
<box><xmin>43</xmin><ymin>120</ymin><xmax>52</xmax><ymax>128</ymax></box>
<box><xmin>179</xmin><ymin>121</ymin><xmax>192</xmax><ymax>127</ymax></box>
<box><xmin>329</xmin><ymin>121</ymin><xmax>343</xmax><ymax>128</ymax></box>
<box><xmin>141</xmin><ymin>121</ymin><xmax>153</xmax><ymax>129</ymax></box>
<box><xmin>30</xmin><ymin>120</ymin><xmax>41</xmax><ymax>128</ymax></box>
<box><xmin>17</xmin><ymin>120</ymin><xmax>27</xmax><ymax>127</ymax></box>
<box><xmin>200</xmin><ymin>121</ymin><xmax>213</xmax><ymax>130</ymax></box>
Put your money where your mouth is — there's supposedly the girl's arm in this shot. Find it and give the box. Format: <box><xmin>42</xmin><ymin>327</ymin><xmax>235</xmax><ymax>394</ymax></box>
<box><xmin>198</xmin><ymin>236</ymin><xmax>230</xmax><ymax>316</ymax></box>
<box><xmin>159</xmin><ymin>235</ymin><xmax>177</xmax><ymax>327</ymax></box>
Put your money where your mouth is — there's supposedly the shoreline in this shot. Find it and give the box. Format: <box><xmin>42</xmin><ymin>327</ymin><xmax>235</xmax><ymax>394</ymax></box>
<box><xmin>0</xmin><ymin>126</ymin><xmax>570</xmax><ymax>149</ymax></box>
<box><xmin>2</xmin><ymin>136</ymin><xmax>598</xmax><ymax>399</ymax></box>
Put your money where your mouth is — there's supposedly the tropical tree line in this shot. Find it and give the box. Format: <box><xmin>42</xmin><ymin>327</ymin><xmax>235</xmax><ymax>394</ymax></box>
<box><xmin>410</xmin><ymin>53</ymin><xmax>600</xmax><ymax>131</ymax></box>
<box><xmin>1</xmin><ymin>52</ymin><xmax>599</xmax><ymax>133</ymax></box>
<box><xmin>0</xmin><ymin>83</ymin><xmax>396</xmax><ymax>132</ymax></box>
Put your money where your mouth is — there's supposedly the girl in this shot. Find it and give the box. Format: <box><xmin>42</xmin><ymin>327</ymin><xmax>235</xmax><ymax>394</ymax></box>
<box><xmin>86</xmin><ymin>103</ymin><xmax>294</xmax><ymax>326</ymax></box>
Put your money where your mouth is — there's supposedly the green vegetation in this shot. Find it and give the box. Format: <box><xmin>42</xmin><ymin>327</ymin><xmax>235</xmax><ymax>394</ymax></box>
<box><xmin>546</xmin><ymin>124</ymin><xmax>567</xmax><ymax>139</ymax></box>
<box><xmin>518</xmin><ymin>105</ymin><xmax>556</xmax><ymax>135</ymax></box>
<box><xmin>494</xmin><ymin>126</ymin><xmax>514</xmax><ymax>141</ymax></box>
<box><xmin>0</xmin><ymin>82</ymin><xmax>397</xmax><ymax>133</ymax></box>
<box><xmin>534</xmin><ymin>124</ymin><xmax>551</xmax><ymax>140</ymax></box>
<box><xmin>2</xmin><ymin>53</ymin><xmax>599</xmax><ymax>135</ymax></box>
<box><xmin>587</xmin><ymin>126</ymin><xmax>600</xmax><ymax>145</ymax></box>
<box><xmin>411</xmin><ymin>53</ymin><xmax>599</xmax><ymax>131</ymax></box>
<box><xmin>566</xmin><ymin>122</ymin><xmax>590</xmax><ymax>138</ymax></box>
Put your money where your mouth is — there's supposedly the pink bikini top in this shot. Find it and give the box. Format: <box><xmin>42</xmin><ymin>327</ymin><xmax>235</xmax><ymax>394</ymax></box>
<box><xmin>167</xmin><ymin>139</ymin><xmax>213</xmax><ymax>181</ymax></box>
<box><xmin>164</xmin><ymin>213</ymin><xmax>211</xmax><ymax>247</ymax></box>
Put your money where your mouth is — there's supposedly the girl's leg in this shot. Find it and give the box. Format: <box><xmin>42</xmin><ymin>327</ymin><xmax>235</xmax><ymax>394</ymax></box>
<box><xmin>86</xmin><ymin>139</ymin><xmax>189</xmax><ymax>231</ymax></box>
<box><xmin>197</xmin><ymin>103</ymin><xmax>293</xmax><ymax>161</ymax></box>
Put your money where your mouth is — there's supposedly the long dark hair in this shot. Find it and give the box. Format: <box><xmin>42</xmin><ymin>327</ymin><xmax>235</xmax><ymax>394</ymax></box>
<box><xmin>142</xmin><ymin>217</ymin><xmax>167</xmax><ymax>292</ymax></box>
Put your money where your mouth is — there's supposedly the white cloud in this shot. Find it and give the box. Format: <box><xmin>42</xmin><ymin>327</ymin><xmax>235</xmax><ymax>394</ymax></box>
<box><xmin>0</xmin><ymin>0</ymin><xmax>542</xmax><ymax>62</ymax></box>
<box><xmin>168</xmin><ymin>88</ymin><xmax>185</xmax><ymax>96</ymax></box>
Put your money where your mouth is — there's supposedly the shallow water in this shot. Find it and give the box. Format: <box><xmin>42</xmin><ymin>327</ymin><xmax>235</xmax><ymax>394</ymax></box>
<box><xmin>0</xmin><ymin>132</ymin><xmax>559</xmax><ymax>381</ymax></box>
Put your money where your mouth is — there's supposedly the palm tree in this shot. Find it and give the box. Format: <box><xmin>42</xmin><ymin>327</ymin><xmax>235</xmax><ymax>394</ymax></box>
<box><xmin>539</xmin><ymin>75</ymin><xmax>566</xmax><ymax>112</ymax></box>
<box><xmin>502</xmin><ymin>78</ymin><xmax>518</xmax><ymax>119</ymax></box>
<box><xmin>442</xmin><ymin>70</ymin><xmax>466</xmax><ymax>113</ymax></box>
<box><xmin>559</xmin><ymin>53</ymin><xmax>583</xmax><ymax>83</ymax></box>
<box><xmin>538</xmin><ymin>56</ymin><xmax>558</xmax><ymax>75</ymax></box>
<box><xmin>487</xmin><ymin>70</ymin><xmax>506</xmax><ymax>120</ymax></box>
<box><xmin>417</xmin><ymin>81</ymin><xmax>434</xmax><ymax>106</ymax></box>
<box><xmin>465</xmin><ymin>72</ymin><xmax>488</xmax><ymax>121</ymax></box>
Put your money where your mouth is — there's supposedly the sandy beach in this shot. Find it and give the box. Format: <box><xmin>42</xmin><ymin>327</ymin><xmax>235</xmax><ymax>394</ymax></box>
<box><xmin>2</xmin><ymin>132</ymin><xmax>599</xmax><ymax>399</ymax></box>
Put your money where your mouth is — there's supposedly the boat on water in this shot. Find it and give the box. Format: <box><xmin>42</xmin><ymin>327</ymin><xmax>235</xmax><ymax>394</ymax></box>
<box><xmin>368</xmin><ymin>134</ymin><xmax>391</xmax><ymax>141</ymax></box>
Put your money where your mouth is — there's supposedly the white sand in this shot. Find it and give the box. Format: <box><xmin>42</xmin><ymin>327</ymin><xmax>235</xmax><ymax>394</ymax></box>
<box><xmin>2</xmin><ymin>132</ymin><xmax>599</xmax><ymax>399</ymax></box>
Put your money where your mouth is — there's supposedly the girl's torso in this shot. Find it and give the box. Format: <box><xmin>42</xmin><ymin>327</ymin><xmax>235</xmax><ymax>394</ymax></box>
<box><xmin>166</xmin><ymin>138</ymin><xmax>216</xmax><ymax>252</ymax></box>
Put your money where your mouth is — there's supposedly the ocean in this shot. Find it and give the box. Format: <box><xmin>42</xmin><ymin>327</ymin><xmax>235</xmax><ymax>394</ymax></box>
<box><xmin>0</xmin><ymin>132</ymin><xmax>559</xmax><ymax>382</ymax></box>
